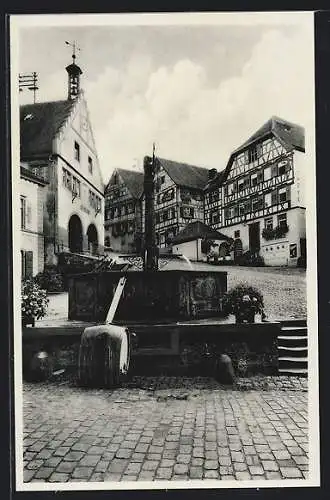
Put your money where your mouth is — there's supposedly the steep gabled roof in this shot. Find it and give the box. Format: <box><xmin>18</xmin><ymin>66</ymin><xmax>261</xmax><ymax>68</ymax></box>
<box><xmin>158</xmin><ymin>157</ymin><xmax>210</xmax><ymax>190</ymax></box>
<box><xmin>20</xmin><ymin>100</ymin><xmax>75</xmax><ymax>159</ymax></box>
<box><xmin>222</xmin><ymin>116</ymin><xmax>305</xmax><ymax>182</ymax></box>
<box><xmin>118</xmin><ymin>168</ymin><xmax>144</xmax><ymax>199</ymax></box>
<box><xmin>105</xmin><ymin>168</ymin><xmax>144</xmax><ymax>199</ymax></box>
<box><xmin>172</xmin><ymin>220</ymin><xmax>230</xmax><ymax>245</ymax></box>
<box><xmin>233</xmin><ymin>116</ymin><xmax>305</xmax><ymax>154</ymax></box>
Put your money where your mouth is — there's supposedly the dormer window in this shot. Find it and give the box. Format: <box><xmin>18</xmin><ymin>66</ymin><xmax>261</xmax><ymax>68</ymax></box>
<box><xmin>74</xmin><ymin>141</ymin><xmax>80</xmax><ymax>162</ymax></box>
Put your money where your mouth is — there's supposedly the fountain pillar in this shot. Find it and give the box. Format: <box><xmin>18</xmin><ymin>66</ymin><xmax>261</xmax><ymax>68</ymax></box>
<box><xmin>143</xmin><ymin>155</ymin><xmax>159</xmax><ymax>271</ymax></box>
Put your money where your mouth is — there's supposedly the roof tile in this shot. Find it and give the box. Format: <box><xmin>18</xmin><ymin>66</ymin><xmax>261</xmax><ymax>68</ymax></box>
<box><xmin>20</xmin><ymin>100</ymin><xmax>75</xmax><ymax>158</ymax></box>
<box><xmin>158</xmin><ymin>157</ymin><xmax>210</xmax><ymax>190</ymax></box>
<box><xmin>172</xmin><ymin>220</ymin><xmax>230</xmax><ymax>244</ymax></box>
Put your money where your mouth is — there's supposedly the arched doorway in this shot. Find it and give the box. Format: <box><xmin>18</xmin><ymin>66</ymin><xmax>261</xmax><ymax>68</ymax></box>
<box><xmin>87</xmin><ymin>224</ymin><xmax>98</xmax><ymax>255</ymax></box>
<box><xmin>68</xmin><ymin>215</ymin><xmax>83</xmax><ymax>253</ymax></box>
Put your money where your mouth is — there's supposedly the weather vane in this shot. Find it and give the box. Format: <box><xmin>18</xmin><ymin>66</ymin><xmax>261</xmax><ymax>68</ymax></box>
<box><xmin>65</xmin><ymin>40</ymin><xmax>81</xmax><ymax>63</ymax></box>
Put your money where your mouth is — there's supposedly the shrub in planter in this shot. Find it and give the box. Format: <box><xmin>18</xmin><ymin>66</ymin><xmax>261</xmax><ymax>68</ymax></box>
<box><xmin>236</xmin><ymin>251</ymin><xmax>265</xmax><ymax>267</ymax></box>
<box><xmin>22</xmin><ymin>279</ymin><xmax>49</xmax><ymax>326</ymax></box>
<box><xmin>35</xmin><ymin>268</ymin><xmax>64</xmax><ymax>293</ymax></box>
<box><xmin>222</xmin><ymin>283</ymin><xmax>266</xmax><ymax>323</ymax></box>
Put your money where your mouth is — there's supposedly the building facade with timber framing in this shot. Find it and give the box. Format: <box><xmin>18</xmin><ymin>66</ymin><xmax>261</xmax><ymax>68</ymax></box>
<box><xmin>141</xmin><ymin>157</ymin><xmax>209</xmax><ymax>250</ymax></box>
<box><xmin>103</xmin><ymin>115</ymin><xmax>306</xmax><ymax>267</ymax></box>
<box><xmin>19</xmin><ymin>54</ymin><xmax>104</xmax><ymax>273</ymax></box>
<box><xmin>104</xmin><ymin>168</ymin><xmax>144</xmax><ymax>254</ymax></box>
<box><xmin>205</xmin><ymin>116</ymin><xmax>306</xmax><ymax>267</ymax></box>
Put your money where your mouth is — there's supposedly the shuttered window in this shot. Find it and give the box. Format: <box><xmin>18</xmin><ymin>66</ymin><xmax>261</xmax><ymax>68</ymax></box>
<box><xmin>21</xmin><ymin>197</ymin><xmax>32</xmax><ymax>230</ymax></box>
<box><xmin>271</xmin><ymin>164</ymin><xmax>278</xmax><ymax>178</ymax></box>
<box><xmin>271</xmin><ymin>190</ymin><xmax>278</xmax><ymax>205</ymax></box>
<box><xmin>21</xmin><ymin>250</ymin><xmax>33</xmax><ymax>279</ymax></box>
<box><xmin>180</xmin><ymin>207</ymin><xmax>194</xmax><ymax>219</ymax></box>
<box><xmin>20</xmin><ymin>197</ymin><xmax>26</xmax><ymax>229</ymax></box>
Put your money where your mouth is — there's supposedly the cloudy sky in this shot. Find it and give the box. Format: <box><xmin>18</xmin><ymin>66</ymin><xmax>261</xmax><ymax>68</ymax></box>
<box><xmin>15</xmin><ymin>13</ymin><xmax>314</xmax><ymax>184</ymax></box>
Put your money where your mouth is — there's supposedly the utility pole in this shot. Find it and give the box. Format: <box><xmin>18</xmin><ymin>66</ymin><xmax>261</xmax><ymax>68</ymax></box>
<box><xmin>19</xmin><ymin>72</ymin><xmax>39</xmax><ymax>103</ymax></box>
<box><xmin>143</xmin><ymin>143</ymin><xmax>159</xmax><ymax>271</ymax></box>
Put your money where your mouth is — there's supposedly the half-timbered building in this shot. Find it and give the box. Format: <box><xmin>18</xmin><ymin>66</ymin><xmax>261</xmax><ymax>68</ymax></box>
<box><xmin>218</xmin><ymin>116</ymin><xmax>306</xmax><ymax>266</ymax></box>
<box><xmin>204</xmin><ymin>168</ymin><xmax>225</xmax><ymax>232</ymax></box>
<box><xmin>104</xmin><ymin>168</ymin><xmax>144</xmax><ymax>253</ymax></box>
<box><xmin>141</xmin><ymin>158</ymin><xmax>209</xmax><ymax>250</ymax></box>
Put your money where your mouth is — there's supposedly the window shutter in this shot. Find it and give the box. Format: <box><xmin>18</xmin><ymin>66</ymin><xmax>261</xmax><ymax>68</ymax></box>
<box><xmin>25</xmin><ymin>251</ymin><xmax>33</xmax><ymax>278</ymax></box>
<box><xmin>285</xmin><ymin>162</ymin><xmax>291</xmax><ymax>173</ymax></box>
<box><xmin>286</xmin><ymin>186</ymin><xmax>291</xmax><ymax>201</ymax></box>
<box><xmin>271</xmin><ymin>190</ymin><xmax>278</xmax><ymax>205</ymax></box>
<box><xmin>271</xmin><ymin>165</ymin><xmax>278</xmax><ymax>178</ymax></box>
<box><xmin>180</xmin><ymin>207</ymin><xmax>184</xmax><ymax>218</ymax></box>
<box><xmin>21</xmin><ymin>251</ymin><xmax>25</xmax><ymax>278</ymax></box>
<box><xmin>26</xmin><ymin>202</ymin><xmax>32</xmax><ymax>228</ymax></box>
<box><xmin>257</xmin><ymin>171</ymin><xmax>263</xmax><ymax>183</ymax></box>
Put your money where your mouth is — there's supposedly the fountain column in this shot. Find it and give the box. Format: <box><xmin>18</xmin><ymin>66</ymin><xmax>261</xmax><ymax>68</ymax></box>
<box><xmin>143</xmin><ymin>155</ymin><xmax>159</xmax><ymax>271</ymax></box>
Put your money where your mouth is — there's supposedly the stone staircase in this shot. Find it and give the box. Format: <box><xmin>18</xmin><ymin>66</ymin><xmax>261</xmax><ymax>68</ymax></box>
<box><xmin>277</xmin><ymin>319</ymin><xmax>308</xmax><ymax>376</ymax></box>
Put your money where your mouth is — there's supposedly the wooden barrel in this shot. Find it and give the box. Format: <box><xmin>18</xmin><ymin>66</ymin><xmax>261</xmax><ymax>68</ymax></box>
<box><xmin>78</xmin><ymin>324</ymin><xmax>131</xmax><ymax>388</ymax></box>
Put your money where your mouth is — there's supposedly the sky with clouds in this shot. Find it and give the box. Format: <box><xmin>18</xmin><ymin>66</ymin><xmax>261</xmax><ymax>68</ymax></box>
<box><xmin>17</xmin><ymin>13</ymin><xmax>314</xmax><ymax>184</ymax></box>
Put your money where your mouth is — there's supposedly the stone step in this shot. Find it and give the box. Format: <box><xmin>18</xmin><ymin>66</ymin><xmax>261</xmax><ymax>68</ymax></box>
<box><xmin>278</xmin><ymin>345</ymin><xmax>307</xmax><ymax>351</ymax></box>
<box><xmin>281</xmin><ymin>326</ymin><xmax>307</xmax><ymax>336</ymax></box>
<box><xmin>278</xmin><ymin>347</ymin><xmax>308</xmax><ymax>358</ymax></box>
<box><xmin>279</xmin><ymin>356</ymin><xmax>308</xmax><ymax>362</ymax></box>
<box><xmin>278</xmin><ymin>319</ymin><xmax>307</xmax><ymax>328</ymax></box>
<box><xmin>278</xmin><ymin>367</ymin><xmax>308</xmax><ymax>376</ymax></box>
<box><xmin>278</xmin><ymin>335</ymin><xmax>308</xmax><ymax>341</ymax></box>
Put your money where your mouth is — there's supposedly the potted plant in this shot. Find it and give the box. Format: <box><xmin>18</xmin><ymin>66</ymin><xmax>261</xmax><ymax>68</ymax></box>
<box><xmin>222</xmin><ymin>284</ymin><xmax>266</xmax><ymax>323</ymax></box>
<box><xmin>34</xmin><ymin>267</ymin><xmax>64</xmax><ymax>293</ymax></box>
<box><xmin>21</xmin><ymin>279</ymin><xmax>49</xmax><ymax>327</ymax></box>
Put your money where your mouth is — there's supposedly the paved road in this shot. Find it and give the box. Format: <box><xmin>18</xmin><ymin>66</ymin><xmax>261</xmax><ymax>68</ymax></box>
<box><xmin>23</xmin><ymin>377</ymin><xmax>308</xmax><ymax>483</ymax></box>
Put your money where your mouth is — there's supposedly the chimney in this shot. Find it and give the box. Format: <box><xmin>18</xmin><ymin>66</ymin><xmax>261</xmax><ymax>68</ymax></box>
<box><xmin>208</xmin><ymin>168</ymin><xmax>218</xmax><ymax>181</ymax></box>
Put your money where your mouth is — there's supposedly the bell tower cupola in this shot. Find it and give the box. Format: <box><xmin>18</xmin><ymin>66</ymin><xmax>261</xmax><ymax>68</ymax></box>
<box><xmin>65</xmin><ymin>40</ymin><xmax>82</xmax><ymax>100</ymax></box>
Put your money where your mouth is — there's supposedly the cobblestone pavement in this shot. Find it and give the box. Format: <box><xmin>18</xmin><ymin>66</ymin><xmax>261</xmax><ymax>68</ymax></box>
<box><xmin>23</xmin><ymin>377</ymin><xmax>308</xmax><ymax>484</ymax></box>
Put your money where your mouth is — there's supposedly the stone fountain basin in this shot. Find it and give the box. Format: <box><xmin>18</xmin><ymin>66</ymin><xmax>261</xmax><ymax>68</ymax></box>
<box><xmin>68</xmin><ymin>270</ymin><xmax>228</xmax><ymax>323</ymax></box>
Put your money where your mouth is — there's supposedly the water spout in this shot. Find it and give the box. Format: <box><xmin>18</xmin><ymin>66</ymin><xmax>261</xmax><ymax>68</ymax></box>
<box><xmin>179</xmin><ymin>254</ymin><xmax>194</xmax><ymax>270</ymax></box>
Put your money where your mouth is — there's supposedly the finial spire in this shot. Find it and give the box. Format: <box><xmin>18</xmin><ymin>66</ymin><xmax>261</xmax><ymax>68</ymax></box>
<box><xmin>65</xmin><ymin>40</ymin><xmax>80</xmax><ymax>64</ymax></box>
<box><xmin>65</xmin><ymin>40</ymin><xmax>82</xmax><ymax>100</ymax></box>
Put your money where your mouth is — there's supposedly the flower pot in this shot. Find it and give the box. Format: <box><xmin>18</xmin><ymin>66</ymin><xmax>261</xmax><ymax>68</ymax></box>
<box><xmin>22</xmin><ymin>316</ymin><xmax>35</xmax><ymax>327</ymax></box>
<box><xmin>235</xmin><ymin>311</ymin><xmax>255</xmax><ymax>324</ymax></box>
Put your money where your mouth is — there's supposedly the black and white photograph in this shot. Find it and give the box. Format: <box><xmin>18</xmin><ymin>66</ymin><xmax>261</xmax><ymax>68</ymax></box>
<box><xmin>10</xmin><ymin>11</ymin><xmax>319</xmax><ymax>491</ymax></box>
